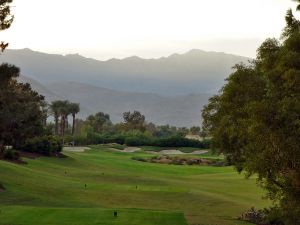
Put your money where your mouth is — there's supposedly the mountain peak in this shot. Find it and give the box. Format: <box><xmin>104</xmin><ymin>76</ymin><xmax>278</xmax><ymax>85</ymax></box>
<box><xmin>185</xmin><ymin>49</ymin><xmax>206</xmax><ymax>55</ymax></box>
<box><xmin>123</xmin><ymin>56</ymin><xmax>143</xmax><ymax>61</ymax></box>
<box><xmin>65</xmin><ymin>53</ymin><xmax>85</xmax><ymax>59</ymax></box>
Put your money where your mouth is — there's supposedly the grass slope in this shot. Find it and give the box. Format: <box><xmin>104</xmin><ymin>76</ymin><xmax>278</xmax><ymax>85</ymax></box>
<box><xmin>0</xmin><ymin>146</ymin><xmax>268</xmax><ymax>225</ymax></box>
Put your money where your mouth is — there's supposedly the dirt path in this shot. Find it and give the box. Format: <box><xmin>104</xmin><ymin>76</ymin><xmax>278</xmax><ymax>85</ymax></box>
<box><xmin>63</xmin><ymin>146</ymin><xmax>91</xmax><ymax>152</ymax></box>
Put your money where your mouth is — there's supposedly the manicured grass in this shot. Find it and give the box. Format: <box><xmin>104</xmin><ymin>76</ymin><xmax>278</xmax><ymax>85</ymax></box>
<box><xmin>0</xmin><ymin>206</ymin><xmax>186</xmax><ymax>225</ymax></box>
<box><xmin>0</xmin><ymin>146</ymin><xmax>268</xmax><ymax>225</ymax></box>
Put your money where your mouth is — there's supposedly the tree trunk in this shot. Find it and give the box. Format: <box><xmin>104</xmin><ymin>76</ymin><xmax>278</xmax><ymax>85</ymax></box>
<box><xmin>54</xmin><ymin>114</ymin><xmax>59</xmax><ymax>135</ymax></box>
<box><xmin>61</xmin><ymin>114</ymin><xmax>66</xmax><ymax>146</ymax></box>
<box><xmin>72</xmin><ymin>114</ymin><xmax>76</xmax><ymax>136</ymax></box>
<box><xmin>60</xmin><ymin>115</ymin><xmax>63</xmax><ymax>136</ymax></box>
<box><xmin>66</xmin><ymin>115</ymin><xmax>69</xmax><ymax>130</ymax></box>
<box><xmin>0</xmin><ymin>141</ymin><xmax>4</xmax><ymax>154</ymax></box>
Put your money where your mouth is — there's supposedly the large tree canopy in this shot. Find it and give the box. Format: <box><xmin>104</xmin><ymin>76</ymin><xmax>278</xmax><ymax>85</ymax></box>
<box><xmin>202</xmin><ymin>7</ymin><xmax>300</xmax><ymax>225</ymax></box>
<box><xmin>0</xmin><ymin>63</ymin><xmax>46</xmax><ymax>149</ymax></box>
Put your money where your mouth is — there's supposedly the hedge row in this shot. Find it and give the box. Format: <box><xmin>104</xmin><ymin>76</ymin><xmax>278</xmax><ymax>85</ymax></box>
<box><xmin>17</xmin><ymin>136</ymin><xmax>62</xmax><ymax>155</ymax></box>
<box><xmin>65</xmin><ymin>133</ymin><xmax>210</xmax><ymax>149</ymax></box>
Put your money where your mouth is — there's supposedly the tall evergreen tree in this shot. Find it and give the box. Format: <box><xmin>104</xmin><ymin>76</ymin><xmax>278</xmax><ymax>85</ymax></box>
<box><xmin>0</xmin><ymin>64</ymin><xmax>45</xmax><ymax>150</ymax></box>
<box><xmin>202</xmin><ymin>4</ymin><xmax>300</xmax><ymax>224</ymax></box>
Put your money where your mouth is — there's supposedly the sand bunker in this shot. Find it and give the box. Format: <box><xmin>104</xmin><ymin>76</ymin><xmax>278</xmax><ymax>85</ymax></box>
<box><xmin>123</xmin><ymin>147</ymin><xmax>141</xmax><ymax>152</ymax></box>
<box><xmin>157</xmin><ymin>150</ymin><xmax>208</xmax><ymax>155</ymax></box>
<box><xmin>63</xmin><ymin>146</ymin><xmax>91</xmax><ymax>152</ymax></box>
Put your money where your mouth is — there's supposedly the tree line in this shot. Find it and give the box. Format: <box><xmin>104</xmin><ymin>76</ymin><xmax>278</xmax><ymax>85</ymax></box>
<box><xmin>45</xmin><ymin>108</ymin><xmax>208</xmax><ymax>148</ymax></box>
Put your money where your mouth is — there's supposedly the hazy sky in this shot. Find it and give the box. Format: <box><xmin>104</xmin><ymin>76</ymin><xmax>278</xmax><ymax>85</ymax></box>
<box><xmin>1</xmin><ymin>0</ymin><xmax>298</xmax><ymax>60</ymax></box>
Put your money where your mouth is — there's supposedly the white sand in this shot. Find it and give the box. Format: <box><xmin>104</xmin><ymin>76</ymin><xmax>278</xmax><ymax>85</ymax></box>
<box><xmin>63</xmin><ymin>146</ymin><xmax>91</xmax><ymax>152</ymax></box>
<box><xmin>157</xmin><ymin>150</ymin><xmax>208</xmax><ymax>155</ymax></box>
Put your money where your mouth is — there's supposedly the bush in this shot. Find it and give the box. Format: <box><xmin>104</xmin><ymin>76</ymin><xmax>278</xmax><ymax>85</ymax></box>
<box><xmin>151</xmin><ymin>135</ymin><xmax>209</xmax><ymax>148</ymax></box>
<box><xmin>18</xmin><ymin>136</ymin><xmax>62</xmax><ymax>155</ymax></box>
<box><xmin>63</xmin><ymin>131</ymin><xmax>211</xmax><ymax>149</ymax></box>
<box><xmin>125</xmin><ymin>136</ymin><xmax>146</xmax><ymax>146</ymax></box>
<box><xmin>131</xmin><ymin>156</ymin><xmax>147</xmax><ymax>162</ymax></box>
<box><xmin>3</xmin><ymin>149</ymin><xmax>20</xmax><ymax>160</ymax></box>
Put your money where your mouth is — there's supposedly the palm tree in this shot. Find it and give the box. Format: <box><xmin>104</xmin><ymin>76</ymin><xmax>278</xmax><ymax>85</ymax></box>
<box><xmin>68</xmin><ymin>103</ymin><xmax>80</xmax><ymax>136</ymax></box>
<box><xmin>58</xmin><ymin>100</ymin><xmax>70</xmax><ymax>146</ymax></box>
<box><xmin>50</xmin><ymin>100</ymin><xmax>64</xmax><ymax>135</ymax></box>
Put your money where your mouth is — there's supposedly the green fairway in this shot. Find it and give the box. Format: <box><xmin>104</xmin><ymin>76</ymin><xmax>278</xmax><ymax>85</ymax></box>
<box><xmin>0</xmin><ymin>206</ymin><xmax>186</xmax><ymax>225</ymax></box>
<box><xmin>0</xmin><ymin>146</ymin><xmax>268</xmax><ymax>225</ymax></box>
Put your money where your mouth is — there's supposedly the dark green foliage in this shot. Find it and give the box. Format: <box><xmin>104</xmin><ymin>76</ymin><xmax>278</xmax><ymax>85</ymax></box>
<box><xmin>0</xmin><ymin>63</ymin><xmax>46</xmax><ymax>149</ymax></box>
<box><xmin>189</xmin><ymin>126</ymin><xmax>201</xmax><ymax>135</ymax></box>
<box><xmin>123</xmin><ymin>111</ymin><xmax>146</xmax><ymax>132</ymax></box>
<box><xmin>49</xmin><ymin>100</ymin><xmax>80</xmax><ymax>138</ymax></box>
<box><xmin>3</xmin><ymin>149</ymin><xmax>19</xmax><ymax>160</ymax></box>
<box><xmin>0</xmin><ymin>0</ymin><xmax>13</xmax><ymax>31</ymax></box>
<box><xmin>152</xmin><ymin>136</ymin><xmax>209</xmax><ymax>148</ymax></box>
<box><xmin>86</xmin><ymin>112</ymin><xmax>111</xmax><ymax>133</ymax></box>
<box><xmin>131</xmin><ymin>156</ymin><xmax>148</xmax><ymax>162</ymax></box>
<box><xmin>202</xmin><ymin>6</ymin><xmax>300</xmax><ymax>224</ymax></box>
<box><xmin>65</xmin><ymin>131</ymin><xmax>209</xmax><ymax>149</ymax></box>
<box><xmin>0</xmin><ymin>0</ymin><xmax>13</xmax><ymax>54</ymax></box>
<box><xmin>17</xmin><ymin>136</ymin><xmax>62</xmax><ymax>156</ymax></box>
<box><xmin>124</xmin><ymin>136</ymin><xmax>148</xmax><ymax>146</ymax></box>
<box><xmin>0</xmin><ymin>182</ymin><xmax>5</xmax><ymax>190</ymax></box>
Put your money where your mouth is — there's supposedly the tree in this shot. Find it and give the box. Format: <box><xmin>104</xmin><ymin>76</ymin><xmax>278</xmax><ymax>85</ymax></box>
<box><xmin>68</xmin><ymin>103</ymin><xmax>80</xmax><ymax>136</ymax></box>
<box><xmin>189</xmin><ymin>126</ymin><xmax>201</xmax><ymax>135</ymax></box>
<box><xmin>0</xmin><ymin>64</ymin><xmax>45</xmax><ymax>150</ymax></box>
<box><xmin>86</xmin><ymin>112</ymin><xmax>112</xmax><ymax>133</ymax></box>
<box><xmin>57</xmin><ymin>100</ymin><xmax>70</xmax><ymax>145</ymax></box>
<box><xmin>50</xmin><ymin>100</ymin><xmax>63</xmax><ymax>135</ymax></box>
<box><xmin>0</xmin><ymin>0</ymin><xmax>14</xmax><ymax>52</ymax></box>
<box><xmin>123</xmin><ymin>111</ymin><xmax>146</xmax><ymax>131</ymax></box>
<box><xmin>202</xmin><ymin>5</ymin><xmax>300</xmax><ymax>224</ymax></box>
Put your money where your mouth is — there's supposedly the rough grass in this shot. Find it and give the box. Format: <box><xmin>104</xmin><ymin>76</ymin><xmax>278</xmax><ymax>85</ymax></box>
<box><xmin>0</xmin><ymin>146</ymin><xmax>268</xmax><ymax>225</ymax></box>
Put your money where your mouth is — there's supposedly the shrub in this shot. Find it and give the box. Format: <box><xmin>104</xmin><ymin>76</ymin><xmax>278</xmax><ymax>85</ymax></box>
<box><xmin>3</xmin><ymin>149</ymin><xmax>20</xmax><ymax>160</ymax></box>
<box><xmin>125</xmin><ymin>137</ymin><xmax>144</xmax><ymax>146</ymax></box>
<box><xmin>18</xmin><ymin>136</ymin><xmax>62</xmax><ymax>155</ymax></box>
<box><xmin>131</xmin><ymin>156</ymin><xmax>147</xmax><ymax>162</ymax></box>
<box><xmin>0</xmin><ymin>182</ymin><xmax>5</xmax><ymax>191</ymax></box>
<box><xmin>152</xmin><ymin>135</ymin><xmax>209</xmax><ymax>148</ymax></box>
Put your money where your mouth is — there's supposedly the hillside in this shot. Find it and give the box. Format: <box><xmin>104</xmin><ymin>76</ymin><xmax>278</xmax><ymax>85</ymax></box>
<box><xmin>2</xmin><ymin>48</ymin><xmax>250</xmax><ymax>127</ymax></box>
<box><xmin>19</xmin><ymin>77</ymin><xmax>210</xmax><ymax>127</ymax></box>
<box><xmin>1</xmin><ymin>48</ymin><xmax>250</xmax><ymax>95</ymax></box>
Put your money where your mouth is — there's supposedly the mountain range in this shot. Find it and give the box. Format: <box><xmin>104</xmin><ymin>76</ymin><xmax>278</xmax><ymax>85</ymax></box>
<box><xmin>2</xmin><ymin>49</ymin><xmax>250</xmax><ymax>127</ymax></box>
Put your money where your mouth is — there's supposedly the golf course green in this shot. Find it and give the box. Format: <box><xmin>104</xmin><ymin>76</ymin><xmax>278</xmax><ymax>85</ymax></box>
<box><xmin>0</xmin><ymin>145</ymin><xmax>268</xmax><ymax>225</ymax></box>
